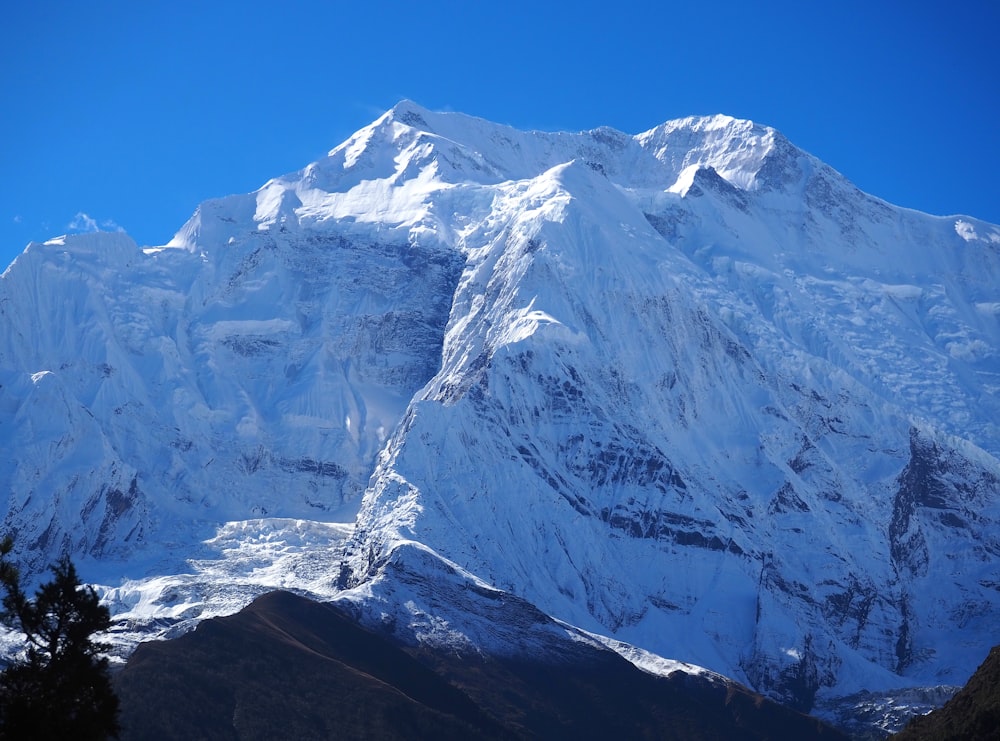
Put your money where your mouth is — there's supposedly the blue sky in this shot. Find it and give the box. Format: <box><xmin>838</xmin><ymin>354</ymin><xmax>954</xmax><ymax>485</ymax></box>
<box><xmin>2</xmin><ymin>1</ymin><xmax>997</xmax><ymax>270</ymax></box>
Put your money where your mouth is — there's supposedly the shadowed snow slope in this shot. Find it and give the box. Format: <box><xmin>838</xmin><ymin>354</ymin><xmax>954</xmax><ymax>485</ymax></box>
<box><xmin>2</xmin><ymin>101</ymin><xmax>999</xmax><ymax>729</ymax></box>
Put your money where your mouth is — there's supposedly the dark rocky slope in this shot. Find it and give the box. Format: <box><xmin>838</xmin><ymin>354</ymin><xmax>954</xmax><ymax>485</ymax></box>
<box><xmin>115</xmin><ymin>590</ymin><xmax>846</xmax><ymax>740</ymax></box>
<box><xmin>893</xmin><ymin>644</ymin><xmax>1000</xmax><ymax>741</ymax></box>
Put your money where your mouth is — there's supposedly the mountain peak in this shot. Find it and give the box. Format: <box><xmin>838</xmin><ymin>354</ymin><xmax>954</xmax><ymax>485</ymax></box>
<box><xmin>637</xmin><ymin>113</ymin><xmax>787</xmax><ymax>190</ymax></box>
<box><xmin>4</xmin><ymin>231</ymin><xmax>140</xmax><ymax>280</ymax></box>
<box><xmin>386</xmin><ymin>99</ymin><xmax>435</xmax><ymax>130</ymax></box>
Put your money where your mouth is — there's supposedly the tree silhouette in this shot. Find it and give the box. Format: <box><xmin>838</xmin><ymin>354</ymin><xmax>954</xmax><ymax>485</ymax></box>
<box><xmin>0</xmin><ymin>537</ymin><xmax>119</xmax><ymax>740</ymax></box>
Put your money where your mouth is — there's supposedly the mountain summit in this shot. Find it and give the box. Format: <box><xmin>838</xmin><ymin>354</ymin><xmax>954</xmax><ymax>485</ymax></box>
<box><xmin>2</xmin><ymin>102</ymin><xmax>998</xmax><ymax>730</ymax></box>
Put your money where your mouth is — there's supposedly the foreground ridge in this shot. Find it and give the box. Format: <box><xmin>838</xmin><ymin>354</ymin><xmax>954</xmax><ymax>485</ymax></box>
<box><xmin>115</xmin><ymin>590</ymin><xmax>846</xmax><ymax>740</ymax></box>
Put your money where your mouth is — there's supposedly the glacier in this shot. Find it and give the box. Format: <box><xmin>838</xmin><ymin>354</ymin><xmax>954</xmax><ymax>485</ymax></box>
<box><xmin>2</xmin><ymin>101</ymin><xmax>998</xmax><ymax>730</ymax></box>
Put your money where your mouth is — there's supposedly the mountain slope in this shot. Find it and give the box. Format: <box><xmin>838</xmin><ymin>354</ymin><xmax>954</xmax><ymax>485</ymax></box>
<box><xmin>0</xmin><ymin>208</ymin><xmax>463</xmax><ymax>572</ymax></box>
<box><xmin>2</xmin><ymin>102</ymin><xmax>999</xmax><ymax>728</ymax></box>
<box><xmin>115</xmin><ymin>590</ymin><xmax>507</xmax><ymax>740</ymax></box>
<box><xmin>115</xmin><ymin>589</ymin><xmax>845</xmax><ymax>740</ymax></box>
<box><xmin>337</xmin><ymin>103</ymin><xmax>1000</xmax><ymax>710</ymax></box>
<box><xmin>892</xmin><ymin>644</ymin><xmax>1000</xmax><ymax>740</ymax></box>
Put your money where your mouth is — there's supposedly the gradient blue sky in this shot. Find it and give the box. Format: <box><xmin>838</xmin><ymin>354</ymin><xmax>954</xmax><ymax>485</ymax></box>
<box><xmin>2</xmin><ymin>1</ymin><xmax>997</xmax><ymax>270</ymax></box>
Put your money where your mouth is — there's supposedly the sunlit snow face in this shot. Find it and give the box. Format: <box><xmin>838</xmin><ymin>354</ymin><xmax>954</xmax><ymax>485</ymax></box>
<box><xmin>955</xmin><ymin>218</ymin><xmax>1000</xmax><ymax>244</ymax></box>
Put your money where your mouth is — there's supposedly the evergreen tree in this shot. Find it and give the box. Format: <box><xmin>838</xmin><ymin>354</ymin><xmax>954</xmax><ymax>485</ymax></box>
<box><xmin>0</xmin><ymin>537</ymin><xmax>119</xmax><ymax>740</ymax></box>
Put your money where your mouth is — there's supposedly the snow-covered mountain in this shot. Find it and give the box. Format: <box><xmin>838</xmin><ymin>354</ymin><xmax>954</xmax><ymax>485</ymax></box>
<box><xmin>2</xmin><ymin>101</ymin><xmax>998</xmax><ymax>728</ymax></box>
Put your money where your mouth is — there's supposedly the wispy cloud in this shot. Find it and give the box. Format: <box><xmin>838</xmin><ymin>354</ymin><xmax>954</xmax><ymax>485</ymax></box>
<box><xmin>69</xmin><ymin>212</ymin><xmax>99</xmax><ymax>233</ymax></box>
<box><xmin>12</xmin><ymin>215</ymin><xmax>22</xmax><ymax>224</ymax></box>
<box><xmin>68</xmin><ymin>212</ymin><xmax>125</xmax><ymax>234</ymax></box>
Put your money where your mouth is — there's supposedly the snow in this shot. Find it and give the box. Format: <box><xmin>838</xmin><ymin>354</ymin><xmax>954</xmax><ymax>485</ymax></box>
<box><xmin>94</xmin><ymin>518</ymin><xmax>354</xmax><ymax>657</ymax></box>
<box><xmin>2</xmin><ymin>101</ymin><xmax>998</xmax><ymax>731</ymax></box>
<box><xmin>955</xmin><ymin>218</ymin><xmax>1000</xmax><ymax>243</ymax></box>
<box><xmin>667</xmin><ymin>164</ymin><xmax>703</xmax><ymax>195</ymax></box>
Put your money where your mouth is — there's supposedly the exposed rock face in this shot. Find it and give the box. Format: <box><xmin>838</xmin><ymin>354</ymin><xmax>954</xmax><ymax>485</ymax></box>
<box><xmin>888</xmin><ymin>430</ymin><xmax>1000</xmax><ymax>677</ymax></box>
